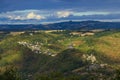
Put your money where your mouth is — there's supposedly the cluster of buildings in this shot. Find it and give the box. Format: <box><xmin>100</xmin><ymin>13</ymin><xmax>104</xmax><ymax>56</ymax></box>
<box><xmin>70</xmin><ymin>32</ymin><xmax>95</xmax><ymax>37</ymax></box>
<box><xmin>70</xmin><ymin>29</ymin><xmax>105</xmax><ymax>37</ymax></box>
<box><xmin>18</xmin><ymin>41</ymin><xmax>56</xmax><ymax>57</ymax></box>
<box><xmin>82</xmin><ymin>54</ymin><xmax>97</xmax><ymax>64</ymax></box>
<box><xmin>82</xmin><ymin>54</ymin><xmax>108</xmax><ymax>71</ymax></box>
<box><xmin>10</xmin><ymin>32</ymin><xmax>25</xmax><ymax>36</ymax></box>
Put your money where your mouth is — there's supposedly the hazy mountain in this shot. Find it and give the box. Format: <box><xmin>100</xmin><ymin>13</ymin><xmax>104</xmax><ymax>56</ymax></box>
<box><xmin>0</xmin><ymin>21</ymin><xmax>120</xmax><ymax>31</ymax></box>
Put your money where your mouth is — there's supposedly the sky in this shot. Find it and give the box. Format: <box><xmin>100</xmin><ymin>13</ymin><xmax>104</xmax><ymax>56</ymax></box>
<box><xmin>0</xmin><ymin>0</ymin><xmax>120</xmax><ymax>24</ymax></box>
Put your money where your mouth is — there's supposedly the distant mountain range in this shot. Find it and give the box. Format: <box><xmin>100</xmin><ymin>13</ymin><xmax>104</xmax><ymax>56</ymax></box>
<box><xmin>0</xmin><ymin>21</ymin><xmax>120</xmax><ymax>31</ymax></box>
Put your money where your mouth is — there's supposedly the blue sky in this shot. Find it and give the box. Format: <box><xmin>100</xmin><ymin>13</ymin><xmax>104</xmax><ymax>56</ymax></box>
<box><xmin>0</xmin><ymin>0</ymin><xmax>120</xmax><ymax>24</ymax></box>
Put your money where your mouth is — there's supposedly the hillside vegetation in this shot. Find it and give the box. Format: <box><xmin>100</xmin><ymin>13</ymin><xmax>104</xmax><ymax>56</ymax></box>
<box><xmin>0</xmin><ymin>30</ymin><xmax>120</xmax><ymax>80</ymax></box>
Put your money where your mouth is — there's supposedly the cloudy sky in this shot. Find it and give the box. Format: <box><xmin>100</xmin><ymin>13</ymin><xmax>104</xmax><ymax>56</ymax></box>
<box><xmin>0</xmin><ymin>0</ymin><xmax>120</xmax><ymax>24</ymax></box>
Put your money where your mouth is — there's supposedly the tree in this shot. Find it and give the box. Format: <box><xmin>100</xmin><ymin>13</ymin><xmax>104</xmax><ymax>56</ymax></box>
<box><xmin>0</xmin><ymin>67</ymin><xmax>21</xmax><ymax>80</ymax></box>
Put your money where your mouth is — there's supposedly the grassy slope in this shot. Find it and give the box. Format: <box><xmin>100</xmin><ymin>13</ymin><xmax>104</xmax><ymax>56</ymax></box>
<box><xmin>77</xmin><ymin>31</ymin><xmax>120</xmax><ymax>64</ymax></box>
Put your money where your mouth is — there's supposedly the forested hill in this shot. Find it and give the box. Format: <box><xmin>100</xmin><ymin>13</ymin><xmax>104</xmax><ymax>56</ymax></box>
<box><xmin>0</xmin><ymin>30</ymin><xmax>120</xmax><ymax>80</ymax></box>
<box><xmin>0</xmin><ymin>21</ymin><xmax>120</xmax><ymax>31</ymax></box>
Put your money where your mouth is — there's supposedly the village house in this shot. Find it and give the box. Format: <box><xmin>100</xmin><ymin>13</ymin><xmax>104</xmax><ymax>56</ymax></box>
<box><xmin>70</xmin><ymin>32</ymin><xmax>95</xmax><ymax>36</ymax></box>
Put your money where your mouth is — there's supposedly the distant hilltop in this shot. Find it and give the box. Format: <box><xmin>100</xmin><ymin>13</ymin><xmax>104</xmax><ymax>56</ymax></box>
<box><xmin>0</xmin><ymin>21</ymin><xmax>120</xmax><ymax>31</ymax></box>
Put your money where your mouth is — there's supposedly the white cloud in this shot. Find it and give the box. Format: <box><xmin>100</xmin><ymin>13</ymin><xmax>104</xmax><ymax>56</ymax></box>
<box><xmin>73</xmin><ymin>11</ymin><xmax>110</xmax><ymax>16</ymax></box>
<box><xmin>0</xmin><ymin>10</ymin><xmax>114</xmax><ymax>20</ymax></box>
<box><xmin>8</xmin><ymin>15</ymin><xmax>25</xmax><ymax>20</ymax></box>
<box><xmin>27</xmin><ymin>12</ymin><xmax>45</xmax><ymax>20</ymax></box>
<box><xmin>1</xmin><ymin>9</ymin><xmax>120</xmax><ymax>24</ymax></box>
<box><xmin>56</xmin><ymin>11</ymin><xmax>111</xmax><ymax>18</ymax></box>
<box><xmin>6</xmin><ymin>12</ymin><xmax>45</xmax><ymax>20</ymax></box>
<box><xmin>56</xmin><ymin>11</ymin><xmax>72</xmax><ymax>18</ymax></box>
